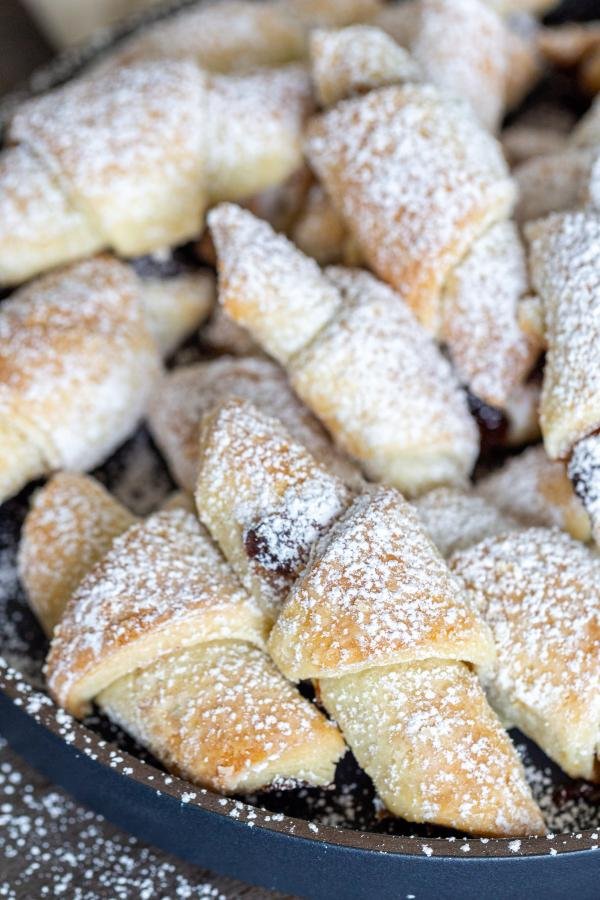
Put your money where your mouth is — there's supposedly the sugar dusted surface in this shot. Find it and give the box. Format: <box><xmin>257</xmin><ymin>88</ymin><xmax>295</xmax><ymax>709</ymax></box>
<box><xmin>415</xmin><ymin>487</ymin><xmax>518</xmax><ymax>558</ymax></box>
<box><xmin>269</xmin><ymin>486</ymin><xmax>494</xmax><ymax>680</ymax></box>
<box><xmin>526</xmin><ymin>211</ymin><xmax>600</xmax><ymax>459</ymax></box>
<box><xmin>451</xmin><ymin>528</ymin><xmax>600</xmax><ymax>779</ymax></box>
<box><xmin>197</xmin><ymin>398</ymin><xmax>351</xmax><ymax>619</ymax></box>
<box><xmin>441</xmin><ymin>221</ymin><xmax>537</xmax><ymax>408</ymax></box>
<box><xmin>306</xmin><ymin>84</ymin><xmax>514</xmax><ymax>330</ymax></box>
<box><xmin>46</xmin><ymin>509</ymin><xmax>265</xmax><ymax>711</ymax></box>
<box><xmin>291</xmin><ymin>266</ymin><xmax>479</xmax><ymax>494</ymax></box>
<box><xmin>478</xmin><ymin>444</ymin><xmax>591</xmax><ymax>539</ymax></box>
<box><xmin>0</xmin><ymin>257</ymin><xmax>160</xmax><ymax>472</ymax></box>
<box><xmin>209</xmin><ymin>203</ymin><xmax>342</xmax><ymax>364</ymax></box>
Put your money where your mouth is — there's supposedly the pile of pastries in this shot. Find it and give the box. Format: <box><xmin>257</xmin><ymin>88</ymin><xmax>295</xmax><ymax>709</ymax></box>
<box><xmin>3</xmin><ymin>0</ymin><xmax>600</xmax><ymax>839</ymax></box>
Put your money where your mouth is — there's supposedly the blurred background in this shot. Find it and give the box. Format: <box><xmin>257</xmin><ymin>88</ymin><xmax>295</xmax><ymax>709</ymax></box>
<box><xmin>0</xmin><ymin>0</ymin><xmax>164</xmax><ymax>93</ymax></box>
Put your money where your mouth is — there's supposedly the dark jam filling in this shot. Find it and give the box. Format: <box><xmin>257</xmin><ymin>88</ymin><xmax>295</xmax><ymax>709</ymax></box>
<box><xmin>243</xmin><ymin>511</ymin><xmax>315</xmax><ymax>580</ymax></box>
<box><xmin>568</xmin><ymin>431</ymin><xmax>600</xmax><ymax>511</ymax></box>
<box><xmin>466</xmin><ymin>390</ymin><xmax>509</xmax><ymax>451</ymax></box>
<box><xmin>130</xmin><ymin>243</ymin><xmax>201</xmax><ymax>280</ymax></box>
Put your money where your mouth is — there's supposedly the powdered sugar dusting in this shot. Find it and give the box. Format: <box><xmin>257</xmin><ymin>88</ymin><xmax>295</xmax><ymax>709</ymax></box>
<box><xmin>415</xmin><ymin>487</ymin><xmax>518</xmax><ymax>558</ymax></box>
<box><xmin>451</xmin><ymin>527</ymin><xmax>600</xmax><ymax>780</ymax></box>
<box><xmin>269</xmin><ymin>486</ymin><xmax>494</xmax><ymax>680</ymax></box>
<box><xmin>526</xmin><ymin>211</ymin><xmax>600</xmax><ymax>459</ymax></box>
<box><xmin>196</xmin><ymin>398</ymin><xmax>351</xmax><ymax>619</ymax></box>
<box><xmin>306</xmin><ymin>83</ymin><xmax>514</xmax><ymax>331</ymax></box>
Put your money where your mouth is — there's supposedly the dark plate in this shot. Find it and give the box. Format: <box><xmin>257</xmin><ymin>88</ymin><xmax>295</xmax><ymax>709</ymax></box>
<box><xmin>1</xmin><ymin>2</ymin><xmax>600</xmax><ymax>898</ymax></box>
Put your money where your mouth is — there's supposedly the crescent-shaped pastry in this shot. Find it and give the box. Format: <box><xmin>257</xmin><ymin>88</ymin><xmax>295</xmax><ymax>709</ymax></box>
<box><xmin>94</xmin><ymin>1</ymin><xmax>307</xmax><ymax>74</ymax></box>
<box><xmin>268</xmin><ymin>487</ymin><xmax>544</xmax><ymax>835</ymax></box>
<box><xmin>305</xmin><ymin>83</ymin><xmax>515</xmax><ymax>333</ymax></box>
<box><xmin>209</xmin><ymin>204</ymin><xmax>479</xmax><ymax>495</ymax></box>
<box><xmin>291</xmin><ymin>183</ymin><xmax>352</xmax><ymax>265</ymax></box>
<box><xmin>138</xmin><ymin>269</ymin><xmax>215</xmax><ymax>357</ymax></box>
<box><xmin>440</xmin><ymin>221</ymin><xmax>539</xmax><ymax>408</ymax></box>
<box><xmin>149</xmin><ymin>356</ymin><xmax>360</xmax><ymax>494</ymax></box>
<box><xmin>0</xmin><ymin>62</ymin><xmax>312</xmax><ymax>286</ymax></box>
<box><xmin>412</xmin><ymin>0</ymin><xmax>509</xmax><ymax>131</ymax></box>
<box><xmin>414</xmin><ymin>486</ymin><xmax>518</xmax><ymax>557</ymax></box>
<box><xmin>18</xmin><ymin>473</ymin><xmax>137</xmax><ymax>637</ymax></box>
<box><xmin>514</xmin><ymin>148</ymin><xmax>599</xmax><ymax>223</ymax></box>
<box><xmin>0</xmin><ymin>257</ymin><xmax>161</xmax><ymax>505</ymax></box>
<box><xmin>451</xmin><ymin>528</ymin><xmax>600</xmax><ymax>780</ymax></box>
<box><xmin>526</xmin><ymin>211</ymin><xmax>600</xmax><ymax>462</ymax></box>
<box><xmin>310</xmin><ymin>25</ymin><xmax>421</xmax><ymax>107</ymax></box>
<box><xmin>196</xmin><ymin>398</ymin><xmax>352</xmax><ymax>621</ymax></box>
<box><xmin>204</xmin><ymin>65</ymin><xmax>313</xmax><ymax>205</ymax></box>
<box><xmin>477</xmin><ymin>445</ymin><xmax>591</xmax><ymax>541</ymax></box>
<box><xmin>7</xmin><ymin>62</ymin><xmax>208</xmax><ymax>268</ymax></box>
<box><xmin>199</xmin><ymin>307</ymin><xmax>261</xmax><ymax>358</ymax></box>
<box><xmin>21</xmin><ymin>475</ymin><xmax>344</xmax><ymax>792</ymax></box>
<box><xmin>45</xmin><ymin>508</ymin><xmax>268</xmax><ymax>716</ymax></box>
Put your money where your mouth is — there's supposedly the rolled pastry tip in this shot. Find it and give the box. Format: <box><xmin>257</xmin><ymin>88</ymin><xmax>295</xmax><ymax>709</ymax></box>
<box><xmin>0</xmin><ymin>256</ymin><xmax>161</xmax><ymax>505</ymax></box>
<box><xmin>305</xmin><ymin>83</ymin><xmax>515</xmax><ymax>333</ymax></box>
<box><xmin>204</xmin><ymin>65</ymin><xmax>314</xmax><ymax>205</ymax></box>
<box><xmin>18</xmin><ymin>473</ymin><xmax>137</xmax><ymax>636</ymax></box>
<box><xmin>440</xmin><ymin>221</ymin><xmax>539</xmax><ymax>409</ymax></box>
<box><xmin>139</xmin><ymin>270</ymin><xmax>215</xmax><ymax>357</ymax></box>
<box><xmin>269</xmin><ymin>487</ymin><xmax>544</xmax><ymax>836</ymax></box>
<box><xmin>196</xmin><ymin>398</ymin><xmax>352</xmax><ymax>622</ymax></box>
<box><xmin>412</xmin><ymin>0</ymin><xmax>509</xmax><ymax>132</ymax></box>
<box><xmin>477</xmin><ymin>444</ymin><xmax>592</xmax><ymax>542</ymax></box>
<box><xmin>22</xmin><ymin>476</ymin><xmax>344</xmax><ymax>791</ymax></box>
<box><xmin>526</xmin><ymin>211</ymin><xmax>600</xmax><ymax>461</ymax></box>
<box><xmin>309</xmin><ymin>25</ymin><xmax>421</xmax><ymax>107</ymax></box>
<box><xmin>209</xmin><ymin>204</ymin><xmax>479</xmax><ymax>496</ymax></box>
<box><xmin>8</xmin><ymin>61</ymin><xmax>208</xmax><ymax>260</ymax></box>
<box><xmin>149</xmin><ymin>356</ymin><xmax>361</xmax><ymax>495</ymax></box>
<box><xmin>451</xmin><ymin>527</ymin><xmax>600</xmax><ymax>781</ymax></box>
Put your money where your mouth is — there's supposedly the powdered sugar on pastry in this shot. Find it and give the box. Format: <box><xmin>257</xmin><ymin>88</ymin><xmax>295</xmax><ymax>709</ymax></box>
<box><xmin>526</xmin><ymin>211</ymin><xmax>600</xmax><ymax>460</ymax></box>
<box><xmin>46</xmin><ymin>509</ymin><xmax>267</xmax><ymax>716</ymax></box>
<box><xmin>0</xmin><ymin>257</ymin><xmax>161</xmax><ymax>488</ymax></box>
<box><xmin>441</xmin><ymin>221</ymin><xmax>538</xmax><ymax>408</ymax></box>
<box><xmin>306</xmin><ymin>84</ymin><xmax>515</xmax><ymax>332</ymax></box>
<box><xmin>451</xmin><ymin>528</ymin><xmax>600</xmax><ymax>780</ymax></box>
<box><xmin>310</xmin><ymin>25</ymin><xmax>421</xmax><ymax>107</ymax></box>
<box><xmin>415</xmin><ymin>487</ymin><xmax>518</xmax><ymax>557</ymax></box>
<box><xmin>291</xmin><ymin>267</ymin><xmax>479</xmax><ymax>494</ymax></box>
<box><xmin>412</xmin><ymin>0</ymin><xmax>509</xmax><ymax>131</ymax></box>
<box><xmin>478</xmin><ymin>444</ymin><xmax>591</xmax><ymax>541</ymax></box>
<box><xmin>196</xmin><ymin>398</ymin><xmax>351</xmax><ymax>621</ymax></box>
<box><xmin>209</xmin><ymin>202</ymin><xmax>342</xmax><ymax>364</ymax></box>
<box><xmin>149</xmin><ymin>356</ymin><xmax>360</xmax><ymax>493</ymax></box>
<box><xmin>269</xmin><ymin>486</ymin><xmax>495</xmax><ymax>680</ymax></box>
<box><xmin>9</xmin><ymin>61</ymin><xmax>208</xmax><ymax>256</ymax></box>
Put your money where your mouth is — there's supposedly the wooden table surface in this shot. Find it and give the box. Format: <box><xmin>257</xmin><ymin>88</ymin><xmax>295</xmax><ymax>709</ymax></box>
<box><xmin>0</xmin><ymin>4</ymin><xmax>287</xmax><ymax>897</ymax></box>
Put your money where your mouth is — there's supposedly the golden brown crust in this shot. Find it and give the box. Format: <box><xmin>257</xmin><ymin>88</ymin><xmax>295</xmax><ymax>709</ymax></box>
<box><xmin>149</xmin><ymin>356</ymin><xmax>360</xmax><ymax>494</ymax></box>
<box><xmin>9</xmin><ymin>62</ymin><xmax>208</xmax><ymax>257</ymax></box>
<box><xmin>526</xmin><ymin>211</ymin><xmax>600</xmax><ymax>459</ymax></box>
<box><xmin>0</xmin><ymin>257</ymin><xmax>161</xmax><ymax>504</ymax></box>
<box><xmin>100</xmin><ymin>640</ymin><xmax>345</xmax><ymax>794</ymax></box>
<box><xmin>321</xmin><ymin>659</ymin><xmax>545</xmax><ymax>836</ymax></box>
<box><xmin>477</xmin><ymin>445</ymin><xmax>591</xmax><ymax>541</ymax></box>
<box><xmin>46</xmin><ymin>509</ymin><xmax>268</xmax><ymax>716</ymax></box>
<box><xmin>269</xmin><ymin>487</ymin><xmax>495</xmax><ymax>680</ymax></box>
<box><xmin>196</xmin><ymin>398</ymin><xmax>352</xmax><ymax>622</ymax></box>
<box><xmin>19</xmin><ymin>473</ymin><xmax>136</xmax><ymax>637</ymax></box>
<box><xmin>290</xmin><ymin>267</ymin><xmax>479</xmax><ymax>494</ymax></box>
<box><xmin>452</xmin><ymin>528</ymin><xmax>600</xmax><ymax>780</ymax></box>
<box><xmin>305</xmin><ymin>84</ymin><xmax>515</xmax><ymax>333</ymax></box>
